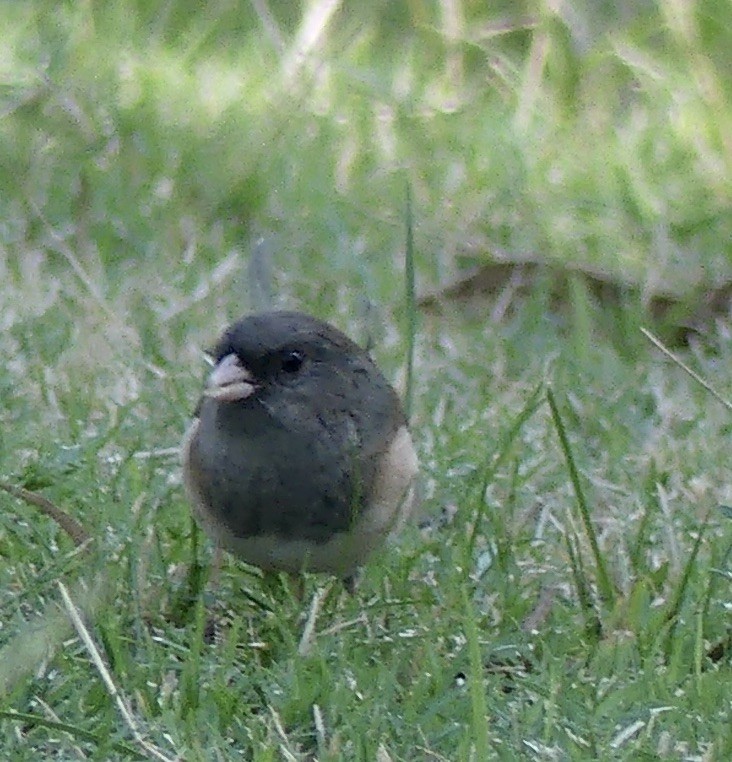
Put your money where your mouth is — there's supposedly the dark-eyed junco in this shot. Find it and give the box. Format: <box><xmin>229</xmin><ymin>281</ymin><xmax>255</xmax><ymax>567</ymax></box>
<box><xmin>182</xmin><ymin>310</ymin><xmax>418</xmax><ymax>584</ymax></box>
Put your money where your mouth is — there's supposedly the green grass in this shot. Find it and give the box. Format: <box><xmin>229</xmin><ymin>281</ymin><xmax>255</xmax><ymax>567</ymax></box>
<box><xmin>1</xmin><ymin>1</ymin><xmax>732</xmax><ymax>759</ymax></box>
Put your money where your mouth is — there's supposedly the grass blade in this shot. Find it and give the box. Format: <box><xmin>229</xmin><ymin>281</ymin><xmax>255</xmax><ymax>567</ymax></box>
<box><xmin>663</xmin><ymin>518</ymin><xmax>707</xmax><ymax>661</ymax></box>
<box><xmin>461</xmin><ymin>585</ymin><xmax>490</xmax><ymax>759</ymax></box>
<box><xmin>468</xmin><ymin>379</ymin><xmax>546</xmax><ymax>556</ymax></box>
<box><xmin>0</xmin><ymin>712</ymin><xmax>146</xmax><ymax>759</ymax></box>
<box><xmin>547</xmin><ymin>386</ymin><xmax>616</xmax><ymax>605</ymax></box>
<box><xmin>565</xmin><ymin>531</ymin><xmax>602</xmax><ymax>643</ymax></box>
<box><xmin>404</xmin><ymin>179</ymin><xmax>417</xmax><ymax>421</ymax></box>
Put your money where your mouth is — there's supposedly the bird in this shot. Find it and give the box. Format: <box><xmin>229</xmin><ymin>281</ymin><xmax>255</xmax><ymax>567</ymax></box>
<box><xmin>181</xmin><ymin>310</ymin><xmax>418</xmax><ymax>586</ymax></box>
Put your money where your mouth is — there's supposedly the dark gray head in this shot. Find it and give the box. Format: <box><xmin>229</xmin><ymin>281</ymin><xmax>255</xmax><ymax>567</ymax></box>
<box><xmin>198</xmin><ymin>311</ymin><xmax>404</xmax><ymax>427</ymax></box>
<box><xmin>209</xmin><ymin>311</ymin><xmax>366</xmax><ymax>392</ymax></box>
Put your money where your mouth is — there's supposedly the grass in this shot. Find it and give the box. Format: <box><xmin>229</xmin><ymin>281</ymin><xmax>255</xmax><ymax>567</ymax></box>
<box><xmin>1</xmin><ymin>0</ymin><xmax>731</xmax><ymax>759</ymax></box>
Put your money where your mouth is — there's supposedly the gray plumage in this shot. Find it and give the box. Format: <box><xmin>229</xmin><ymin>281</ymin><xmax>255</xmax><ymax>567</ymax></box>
<box><xmin>182</xmin><ymin>311</ymin><xmax>418</xmax><ymax>578</ymax></box>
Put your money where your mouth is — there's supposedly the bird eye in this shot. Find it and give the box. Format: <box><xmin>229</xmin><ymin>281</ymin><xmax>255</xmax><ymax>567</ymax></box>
<box><xmin>281</xmin><ymin>350</ymin><xmax>304</xmax><ymax>373</ymax></box>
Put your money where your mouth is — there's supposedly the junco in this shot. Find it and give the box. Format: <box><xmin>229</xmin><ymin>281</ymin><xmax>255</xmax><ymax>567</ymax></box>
<box><xmin>182</xmin><ymin>310</ymin><xmax>418</xmax><ymax>584</ymax></box>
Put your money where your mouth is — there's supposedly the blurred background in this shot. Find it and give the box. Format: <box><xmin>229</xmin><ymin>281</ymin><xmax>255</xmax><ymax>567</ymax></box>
<box><xmin>2</xmin><ymin>0</ymin><xmax>731</xmax><ymax>354</ymax></box>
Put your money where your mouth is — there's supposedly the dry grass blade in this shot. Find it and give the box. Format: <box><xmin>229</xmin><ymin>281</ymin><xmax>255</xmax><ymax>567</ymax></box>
<box><xmin>641</xmin><ymin>327</ymin><xmax>732</xmax><ymax>413</ymax></box>
<box><xmin>298</xmin><ymin>583</ymin><xmax>331</xmax><ymax>656</ymax></box>
<box><xmin>34</xmin><ymin>696</ymin><xmax>88</xmax><ymax>760</ymax></box>
<box><xmin>313</xmin><ymin>703</ymin><xmax>327</xmax><ymax>753</ymax></box>
<box><xmin>520</xmin><ymin>586</ymin><xmax>557</xmax><ymax>633</ymax></box>
<box><xmin>28</xmin><ymin>199</ymin><xmax>126</xmax><ymax>334</ymax></box>
<box><xmin>57</xmin><ymin>582</ymin><xmax>177</xmax><ymax>762</ymax></box>
<box><xmin>0</xmin><ymin>577</ymin><xmax>108</xmax><ymax>699</ymax></box>
<box><xmin>283</xmin><ymin>0</ymin><xmax>342</xmax><ymax>81</ymax></box>
<box><xmin>268</xmin><ymin>705</ymin><xmax>300</xmax><ymax>762</ymax></box>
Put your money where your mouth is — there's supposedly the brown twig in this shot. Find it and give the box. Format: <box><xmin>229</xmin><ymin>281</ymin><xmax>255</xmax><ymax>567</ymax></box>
<box><xmin>0</xmin><ymin>481</ymin><xmax>90</xmax><ymax>547</ymax></box>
